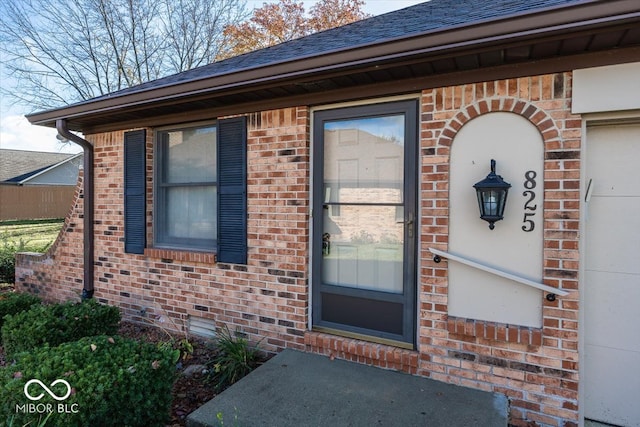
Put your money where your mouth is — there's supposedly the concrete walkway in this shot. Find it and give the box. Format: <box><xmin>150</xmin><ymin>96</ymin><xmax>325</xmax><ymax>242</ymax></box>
<box><xmin>187</xmin><ymin>349</ymin><xmax>508</xmax><ymax>427</ymax></box>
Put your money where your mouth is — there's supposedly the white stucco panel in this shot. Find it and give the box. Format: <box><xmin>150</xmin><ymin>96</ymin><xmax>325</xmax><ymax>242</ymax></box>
<box><xmin>448</xmin><ymin>112</ymin><xmax>543</xmax><ymax>327</ymax></box>
<box><xmin>572</xmin><ymin>62</ymin><xmax>640</xmax><ymax>114</ymax></box>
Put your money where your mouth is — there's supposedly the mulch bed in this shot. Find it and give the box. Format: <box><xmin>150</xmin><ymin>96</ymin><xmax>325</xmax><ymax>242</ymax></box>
<box><xmin>117</xmin><ymin>321</ymin><xmax>218</xmax><ymax>426</ymax></box>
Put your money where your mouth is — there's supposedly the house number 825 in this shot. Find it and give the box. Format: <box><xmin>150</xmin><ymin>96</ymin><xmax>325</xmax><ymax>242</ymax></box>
<box><xmin>522</xmin><ymin>170</ymin><xmax>537</xmax><ymax>232</ymax></box>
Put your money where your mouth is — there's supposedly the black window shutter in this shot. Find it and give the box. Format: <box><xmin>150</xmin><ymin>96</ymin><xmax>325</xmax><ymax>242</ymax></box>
<box><xmin>217</xmin><ymin>117</ymin><xmax>247</xmax><ymax>264</ymax></box>
<box><xmin>124</xmin><ymin>129</ymin><xmax>146</xmax><ymax>254</ymax></box>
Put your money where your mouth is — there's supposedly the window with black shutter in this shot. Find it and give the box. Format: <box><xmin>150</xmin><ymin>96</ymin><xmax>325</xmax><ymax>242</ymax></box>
<box><xmin>128</xmin><ymin>118</ymin><xmax>248</xmax><ymax>263</ymax></box>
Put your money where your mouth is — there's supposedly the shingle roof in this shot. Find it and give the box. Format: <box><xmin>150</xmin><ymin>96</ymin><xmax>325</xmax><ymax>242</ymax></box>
<box><xmin>29</xmin><ymin>0</ymin><xmax>638</xmax><ymax>132</ymax></box>
<box><xmin>0</xmin><ymin>149</ymin><xmax>77</xmax><ymax>183</ymax></box>
<box><xmin>95</xmin><ymin>0</ymin><xmax>582</xmax><ymax>99</ymax></box>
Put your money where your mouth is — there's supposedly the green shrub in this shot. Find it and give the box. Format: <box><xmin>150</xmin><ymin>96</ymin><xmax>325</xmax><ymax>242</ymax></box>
<box><xmin>1</xmin><ymin>299</ymin><xmax>120</xmax><ymax>358</ymax></box>
<box><xmin>0</xmin><ymin>292</ymin><xmax>41</xmax><ymax>334</ymax></box>
<box><xmin>0</xmin><ymin>246</ymin><xmax>16</xmax><ymax>284</ymax></box>
<box><xmin>0</xmin><ymin>232</ymin><xmax>50</xmax><ymax>284</ymax></box>
<box><xmin>208</xmin><ymin>325</ymin><xmax>262</xmax><ymax>391</ymax></box>
<box><xmin>1</xmin><ymin>335</ymin><xmax>178</xmax><ymax>427</ymax></box>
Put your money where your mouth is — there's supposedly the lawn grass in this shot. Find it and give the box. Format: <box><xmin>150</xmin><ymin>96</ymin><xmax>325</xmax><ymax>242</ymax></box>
<box><xmin>0</xmin><ymin>218</ymin><xmax>64</xmax><ymax>250</ymax></box>
<box><xmin>0</xmin><ymin>219</ymin><xmax>64</xmax><ymax>285</ymax></box>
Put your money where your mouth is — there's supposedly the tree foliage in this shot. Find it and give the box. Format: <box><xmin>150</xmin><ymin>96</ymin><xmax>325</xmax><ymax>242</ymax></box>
<box><xmin>220</xmin><ymin>0</ymin><xmax>369</xmax><ymax>59</ymax></box>
<box><xmin>0</xmin><ymin>0</ymin><xmax>248</xmax><ymax>111</ymax></box>
<box><xmin>307</xmin><ymin>0</ymin><xmax>369</xmax><ymax>33</ymax></box>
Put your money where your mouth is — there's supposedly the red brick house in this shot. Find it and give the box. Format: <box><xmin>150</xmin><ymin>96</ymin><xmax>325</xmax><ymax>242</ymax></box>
<box><xmin>18</xmin><ymin>1</ymin><xmax>640</xmax><ymax>425</ymax></box>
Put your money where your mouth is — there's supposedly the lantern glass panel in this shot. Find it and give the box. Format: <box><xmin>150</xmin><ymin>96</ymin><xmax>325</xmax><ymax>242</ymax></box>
<box><xmin>485</xmin><ymin>190</ymin><xmax>498</xmax><ymax>216</ymax></box>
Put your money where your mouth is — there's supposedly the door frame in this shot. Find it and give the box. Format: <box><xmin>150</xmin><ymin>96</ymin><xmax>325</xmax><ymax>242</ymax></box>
<box><xmin>309</xmin><ymin>97</ymin><xmax>420</xmax><ymax>348</ymax></box>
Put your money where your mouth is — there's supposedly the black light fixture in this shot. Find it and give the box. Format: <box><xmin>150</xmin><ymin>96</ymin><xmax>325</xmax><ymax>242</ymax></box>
<box><xmin>473</xmin><ymin>159</ymin><xmax>511</xmax><ymax>230</ymax></box>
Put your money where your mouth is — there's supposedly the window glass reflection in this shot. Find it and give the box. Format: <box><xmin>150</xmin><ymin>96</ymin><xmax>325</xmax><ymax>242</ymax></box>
<box><xmin>324</xmin><ymin>116</ymin><xmax>404</xmax><ymax>204</ymax></box>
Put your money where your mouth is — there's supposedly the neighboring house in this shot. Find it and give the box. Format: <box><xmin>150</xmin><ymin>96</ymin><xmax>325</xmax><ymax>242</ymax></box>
<box><xmin>17</xmin><ymin>0</ymin><xmax>640</xmax><ymax>425</ymax></box>
<box><xmin>0</xmin><ymin>149</ymin><xmax>82</xmax><ymax>220</ymax></box>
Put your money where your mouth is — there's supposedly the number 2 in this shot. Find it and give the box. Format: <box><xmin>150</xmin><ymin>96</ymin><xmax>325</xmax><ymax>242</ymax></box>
<box><xmin>523</xmin><ymin>190</ymin><xmax>537</xmax><ymax>210</ymax></box>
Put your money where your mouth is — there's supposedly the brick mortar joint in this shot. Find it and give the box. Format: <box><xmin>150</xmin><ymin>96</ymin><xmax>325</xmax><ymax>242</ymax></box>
<box><xmin>304</xmin><ymin>331</ymin><xmax>419</xmax><ymax>363</ymax></box>
<box><xmin>446</xmin><ymin>316</ymin><xmax>543</xmax><ymax>346</ymax></box>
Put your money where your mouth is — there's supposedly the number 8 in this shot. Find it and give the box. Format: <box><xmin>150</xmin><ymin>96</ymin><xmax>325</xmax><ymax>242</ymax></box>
<box><xmin>524</xmin><ymin>171</ymin><xmax>537</xmax><ymax>189</ymax></box>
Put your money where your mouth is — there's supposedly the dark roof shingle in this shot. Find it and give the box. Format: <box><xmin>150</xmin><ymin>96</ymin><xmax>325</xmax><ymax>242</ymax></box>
<box><xmin>0</xmin><ymin>149</ymin><xmax>76</xmax><ymax>183</ymax></box>
<box><xmin>94</xmin><ymin>0</ymin><xmax>582</xmax><ymax>99</ymax></box>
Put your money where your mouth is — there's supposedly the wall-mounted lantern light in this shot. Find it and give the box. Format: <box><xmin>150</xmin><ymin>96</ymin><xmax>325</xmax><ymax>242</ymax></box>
<box><xmin>473</xmin><ymin>159</ymin><xmax>511</xmax><ymax>230</ymax></box>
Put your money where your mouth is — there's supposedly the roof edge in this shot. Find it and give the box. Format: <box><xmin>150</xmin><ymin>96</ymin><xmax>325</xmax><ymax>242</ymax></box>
<box><xmin>16</xmin><ymin>152</ymin><xmax>82</xmax><ymax>185</ymax></box>
<box><xmin>26</xmin><ymin>0</ymin><xmax>640</xmax><ymax>130</ymax></box>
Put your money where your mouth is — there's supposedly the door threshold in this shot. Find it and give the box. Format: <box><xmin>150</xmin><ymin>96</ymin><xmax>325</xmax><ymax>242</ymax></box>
<box><xmin>312</xmin><ymin>326</ymin><xmax>415</xmax><ymax>350</ymax></box>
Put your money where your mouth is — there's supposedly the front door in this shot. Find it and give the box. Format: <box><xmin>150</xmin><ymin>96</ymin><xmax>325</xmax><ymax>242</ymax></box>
<box><xmin>312</xmin><ymin>100</ymin><xmax>418</xmax><ymax>346</ymax></box>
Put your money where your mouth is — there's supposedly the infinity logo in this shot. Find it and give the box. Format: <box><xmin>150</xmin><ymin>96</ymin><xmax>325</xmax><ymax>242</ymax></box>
<box><xmin>24</xmin><ymin>379</ymin><xmax>72</xmax><ymax>401</ymax></box>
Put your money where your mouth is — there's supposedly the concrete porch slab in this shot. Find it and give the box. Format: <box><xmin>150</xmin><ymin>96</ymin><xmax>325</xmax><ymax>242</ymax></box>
<box><xmin>187</xmin><ymin>349</ymin><xmax>508</xmax><ymax>427</ymax></box>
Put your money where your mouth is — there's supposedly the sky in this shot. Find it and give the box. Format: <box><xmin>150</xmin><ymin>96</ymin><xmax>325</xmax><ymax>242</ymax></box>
<box><xmin>0</xmin><ymin>0</ymin><xmax>425</xmax><ymax>154</ymax></box>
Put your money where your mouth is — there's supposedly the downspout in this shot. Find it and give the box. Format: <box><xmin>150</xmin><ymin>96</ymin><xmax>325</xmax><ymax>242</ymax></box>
<box><xmin>56</xmin><ymin>119</ymin><xmax>94</xmax><ymax>300</ymax></box>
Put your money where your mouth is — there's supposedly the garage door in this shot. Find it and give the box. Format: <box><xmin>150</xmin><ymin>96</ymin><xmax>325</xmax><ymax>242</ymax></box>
<box><xmin>584</xmin><ymin>122</ymin><xmax>640</xmax><ymax>426</ymax></box>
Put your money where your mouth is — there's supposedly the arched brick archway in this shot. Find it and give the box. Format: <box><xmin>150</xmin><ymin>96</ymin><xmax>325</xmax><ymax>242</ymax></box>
<box><xmin>418</xmin><ymin>75</ymin><xmax>583</xmax><ymax>425</ymax></box>
<box><xmin>436</xmin><ymin>97</ymin><xmax>560</xmax><ymax>151</ymax></box>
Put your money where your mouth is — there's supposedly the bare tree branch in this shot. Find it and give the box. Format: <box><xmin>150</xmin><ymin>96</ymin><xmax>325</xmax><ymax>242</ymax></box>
<box><xmin>0</xmin><ymin>0</ymin><xmax>248</xmax><ymax>112</ymax></box>
<box><xmin>162</xmin><ymin>0</ymin><xmax>249</xmax><ymax>72</ymax></box>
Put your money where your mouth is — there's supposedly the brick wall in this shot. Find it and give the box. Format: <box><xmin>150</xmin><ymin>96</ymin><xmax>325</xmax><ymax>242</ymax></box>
<box><xmin>418</xmin><ymin>73</ymin><xmax>581</xmax><ymax>426</ymax></box>
<box><xmin>307</xmin><ymin>73</ymin><xmax>581</xmax><ymax>427</ymax></box>
<box><xmin>16</xmin><ymin>107</ymin><xmax>310</xmax><ymax>354</ymax></box>
<box><xmin>16</xmin><ymin>172</ymin><xmax>85</xmax><ymax>302</ymax></box>
<box><xmin>17</xmin><ymin>75</ymin><xmax>582</xmax><ymax>426</ymax></box>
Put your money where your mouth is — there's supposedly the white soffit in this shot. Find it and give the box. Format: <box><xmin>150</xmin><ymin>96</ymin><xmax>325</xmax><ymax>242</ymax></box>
<box><xmin>572</xmin><ymin>62</ymin><xmax>640</xmax><ymax>114</ymax></box>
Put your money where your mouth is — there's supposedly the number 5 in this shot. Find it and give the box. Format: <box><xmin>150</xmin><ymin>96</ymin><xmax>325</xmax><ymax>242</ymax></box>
<box><xmin>522</xmin><ymin>213</ymin><xmax>535</xmax><ymax>232</ymax></box>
